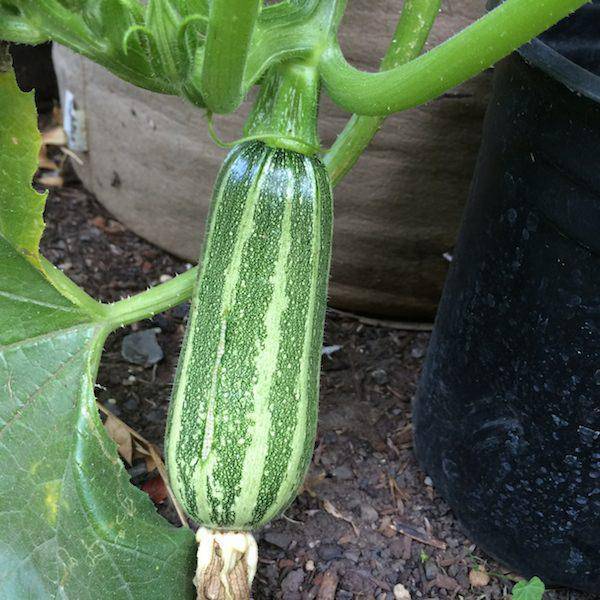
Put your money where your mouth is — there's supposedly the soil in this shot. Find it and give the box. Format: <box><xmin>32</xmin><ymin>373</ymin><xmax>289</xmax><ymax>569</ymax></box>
<box><xmin>39</xmin><ymin>179</ymin><xmax>594</xmax><ymax>600</ymax></box>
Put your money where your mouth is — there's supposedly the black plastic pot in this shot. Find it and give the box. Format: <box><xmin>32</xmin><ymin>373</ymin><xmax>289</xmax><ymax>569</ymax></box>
<box><xmin>413</xmin><ymin>2</ymin><xmax>600</xmax><ymax>592</ymax></box>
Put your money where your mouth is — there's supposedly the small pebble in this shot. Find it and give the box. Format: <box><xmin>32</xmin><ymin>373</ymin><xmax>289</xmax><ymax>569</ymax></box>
<box><xmin>318</xmin><ymin>543</ymin><xmax>343</xmax><ymax>561</ymax></box>
<box><xmin>333</xmin><ymin>465</ymin><xmax>353</xmax><ymax>480</ymax></box>
<box><xmin>121</xmin><ymin>329</ymin><xmax>164</xmax><ymax>366</ymax></box>
<box><xmin>370</xmin><ymin>368</ymin><xmax>389</xmax><ymax>385</ymax></box>
<box><xmin>263</xmin><ymin>531</ymin><xmax>292</xmax><ymax>550</ymax></box>
<box><xmin>424</xmin><ymin>562</ymin><xmax>438</xmax><ymax>580</ymax></box>
<box><xmin>360</xmin><ymin>504</ymin><xmax>379</xmax><ymax>523</ymax></box>
<box><xmin>410</xmin><ymin>345</ymin><xmax>426</xmax><ymax>359</ymax></box>
<box><xmin>469</xmin><ymin>568</ymin><xmax>490</xmax><ymax>587</ymax></box>
<box><xmin>123</xmin><ymin>398</ymin><xmax>139</xmax><ymax>412</ymax></box>
<box><xmin>281</xmin><ymin>569</ymin><xmax>305</xmax><ymax>595</ymax></box>
<box><xmin>393</xmin><ymin>583</ymin><xmax>411</xmax><ymax>599</ymax></box>
<box><xmin>322</xmin><ymin>344</ymin><xmax>342</xmax><ymax>357</ymax></box>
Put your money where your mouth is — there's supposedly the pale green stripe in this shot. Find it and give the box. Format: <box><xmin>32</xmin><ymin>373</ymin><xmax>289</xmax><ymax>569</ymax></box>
<box><xmin>232</xmin><ymin>164</ymin><xmax>295</xmax><ymax>524</ymax></box>
<box><xmin>196</xmin><ymin>152</ymin><xmax>275</xmax><ymax>518</ymax></box>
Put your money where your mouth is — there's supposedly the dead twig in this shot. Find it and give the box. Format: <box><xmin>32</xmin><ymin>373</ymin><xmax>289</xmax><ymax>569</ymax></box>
<box><xmin>394</xmin><ymin>521</ymin><xmax>446</xmax><ymax>550</ymax></box>
<box><xmin>328</xmin><ymin>307</ymin><xmax>433</xmax><ymax>332</ymax></box>
<box><xmin>322</xmin><ymin>499</ymin><xmax>360</xmax><ymax>536</ymax></box>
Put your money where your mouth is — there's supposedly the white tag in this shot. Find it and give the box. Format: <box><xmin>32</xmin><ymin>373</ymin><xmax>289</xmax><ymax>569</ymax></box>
<box><xmin>63</xmin><ymin>89</ymin><xmax>88</xmax><ymax>152</ymax></box>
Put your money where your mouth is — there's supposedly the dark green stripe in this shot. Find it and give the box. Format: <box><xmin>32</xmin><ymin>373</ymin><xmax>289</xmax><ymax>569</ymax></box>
<box><xmin>167</xmin><ymin>142</ymin><xmax>268</xmax><ymax>519</ymax></box>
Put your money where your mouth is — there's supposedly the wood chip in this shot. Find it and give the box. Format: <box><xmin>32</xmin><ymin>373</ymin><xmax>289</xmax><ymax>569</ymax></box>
<box><xmin>327</xmin><ymin>307</ymin><xmax>433</xmax><ymax>332</ymax></box>
<box><xmin>37</xmin><ymin>173</ymin><xmax>64</xmax><ymax>188</ymax></box>
<box><xmin>38</xmin><ymin>145</ymin><xmax>56</xmax><ymax>170</ymax></box>
<box><xmin>42</xmin><ymin>125</ymin><xmax>68</xmax><ymax>146</ymax></box>
<box><xmin>433</xmin><ymin>574</ymin><xmax>460</xmax><ymax>591</ymax></box>
<box><xmin>316</xmin><ymin>570</ymin><xmax>339</xmax><ymax>600</ymax></box>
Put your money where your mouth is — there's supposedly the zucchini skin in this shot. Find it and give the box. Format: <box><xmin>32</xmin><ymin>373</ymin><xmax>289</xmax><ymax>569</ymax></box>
<box><xmin>165</xmin><ymin>141</ymin><xmax>333</xmax><ymax>530</ymax></box>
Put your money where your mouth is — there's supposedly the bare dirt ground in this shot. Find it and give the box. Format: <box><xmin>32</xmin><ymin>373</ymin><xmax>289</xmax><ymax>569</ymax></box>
<box><xmin>39</xmin><ymin>179</ymin><xmax>593</xmax><ymax>600</ymax></box>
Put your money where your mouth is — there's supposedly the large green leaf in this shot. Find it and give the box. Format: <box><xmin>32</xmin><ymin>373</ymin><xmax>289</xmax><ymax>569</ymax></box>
<box><xmin>0</xmin><ymin>63</ymin><xmax>46</xmax><ymax>267</ymax></box>
<box><xmin>0</xmin><ymin>66</ymin><xmax>195</xmax><ymax>598</ymax></box>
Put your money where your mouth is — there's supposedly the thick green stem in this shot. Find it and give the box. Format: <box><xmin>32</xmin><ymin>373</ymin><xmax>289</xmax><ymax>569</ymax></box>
<box><xmin>244</xmin><ymin>59</ymin><xmax>321</xmax><ymax>156</ymax></box>
<box><xmin>201</xmin><ymin>0</ymin><xmax>261</xmax><ymax>113</ymax></box>
<box><xmin>324</xmin><ymin>0</ymin><xmax>441</xmax><ymax>185</ymax></box>
<box><xmin>104</xmin><ymin>268</ymin><xmax>197</xmax><ymax>328</ymax></box>
<box><xmin>319</xmin><ymin>0</ymin><xmax>588</xmax><ymax>116</ymax></box>
<box><xmin>41</xmin><ymin>257</ymin><xmax>107</xmax><ymax>319</ymax></box>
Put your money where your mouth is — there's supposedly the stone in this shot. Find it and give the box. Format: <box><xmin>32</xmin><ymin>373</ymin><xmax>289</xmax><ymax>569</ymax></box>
<box><xmin>121</xmin><ymin>329</ymin><xmax>164</xmax><ymax>366</ymax></box>
<box><xmin>281</xmin><ymin>569</ymin><xmax>305</xmax><ymax>595</ymax></box>
<box><xmin>370</xmin><ymin>368</ymin><xmax>389</xmax><ymax>385</ymax></box>
<box><xmin>361</xmin><ymin>504</ymin><xmax>379</xmax><ymax>524</ymax></box>
<box><xmin>424</xmin><ymin>561</ymin><xmax>439</xmax><ymax>580</ymax></box>
<box><xmin>333</xmin><ymin>465</ymin><xmax>354</xmax><ymax>480</ymax></box>
<box><xmin>318</xmin><ymin>543</ymin><xmax>343</xmax><ymax>561</ymax></box>
<box><xmin>393</xmin><ymin>583</ymin><xmax>411</xmax><ymax>600</ymax></box>
<box><xmin>263</xmin><ymin>531</ymin><xmax>292</xmax><ymax>550</ymax></box>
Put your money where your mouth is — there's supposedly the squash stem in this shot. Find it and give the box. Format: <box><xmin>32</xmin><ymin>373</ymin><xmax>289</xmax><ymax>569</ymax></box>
<box><xmin>324</xmin><ymin>0</ymin><xmax>441</xmax><ymax>185</ymax></box>
<box><xmin>103</xmin><ymin>267</ymin><xmax>197</xmax><ymax>328</ymax></box>
<box><xmin>201</xmin><ymin>0</ymin><xmax>261</xmax><ymax>113</ymax></box>
<box><xmin>318</xmin><ymin>0</ymin><xmax>588</xmax><ymax>116</ymax></box>
<box><xmin>244</xmin><ymin>59</ymin><xmax>321</xmax><ymax>156</ymax></box>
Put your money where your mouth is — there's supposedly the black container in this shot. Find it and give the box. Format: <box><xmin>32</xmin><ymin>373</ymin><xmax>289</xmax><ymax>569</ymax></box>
<box><xmin>414</xmin><ymin>2</ymin><xmax>600</xmax><ymax>592</ymax></box>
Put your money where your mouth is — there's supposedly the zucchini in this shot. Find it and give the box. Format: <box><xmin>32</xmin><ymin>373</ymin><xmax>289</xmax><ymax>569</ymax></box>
<box><xmin>165</xmin><ymin>140</ymin><xmax>333</xmax><ymax>530</ymax></box>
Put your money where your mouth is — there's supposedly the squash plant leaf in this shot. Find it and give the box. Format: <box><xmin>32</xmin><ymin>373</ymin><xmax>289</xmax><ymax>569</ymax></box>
<box><xmin>512</xmin><ymin>576</ymin><xmax>545</xmax><ymax>600</ymax></box>
<box><xmin>0</xmin><ymin>67</ymin><xmax>196</xmax><ymax>598</ymax></box>
<box><xmin>0</xmin><ymin>65</ymin><xmax>46</xmax><ymax>268</ymax></box>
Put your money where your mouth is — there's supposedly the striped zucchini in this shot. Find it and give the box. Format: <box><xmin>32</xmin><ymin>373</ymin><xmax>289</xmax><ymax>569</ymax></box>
<box><xmin>165</xmin><ymin>140</ymin><xmax>333</xmax><ymax>530</ymax></box>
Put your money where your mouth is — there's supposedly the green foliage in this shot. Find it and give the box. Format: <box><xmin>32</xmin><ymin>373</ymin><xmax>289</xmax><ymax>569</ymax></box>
<box><xmin>0</xmin><ymin>0</ymin><xmax>207</xmax><ymax>96</ymax></box>
<box><xmin>0</xmin><ymin>66</ymin><xmax>196</xmax><ymax>599</ymax></box>
<box><xmin>0</xmin><ymin>60</ymin><xmax>46</xmax><ymax>268</ymax></box>
<box><xmin>512</xmin><ymin>577</ymin><xmax>545</xmax><ymax>600</ymax></box>
<box><xmin>0</xmin><ymin>0</ymin><xmax>587</xmax><ymax>118</ymax></box>
<box><xmin>0</xmin><ymin>0</ymin><xmax>592</xmax><ymax>595</ymax></box>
